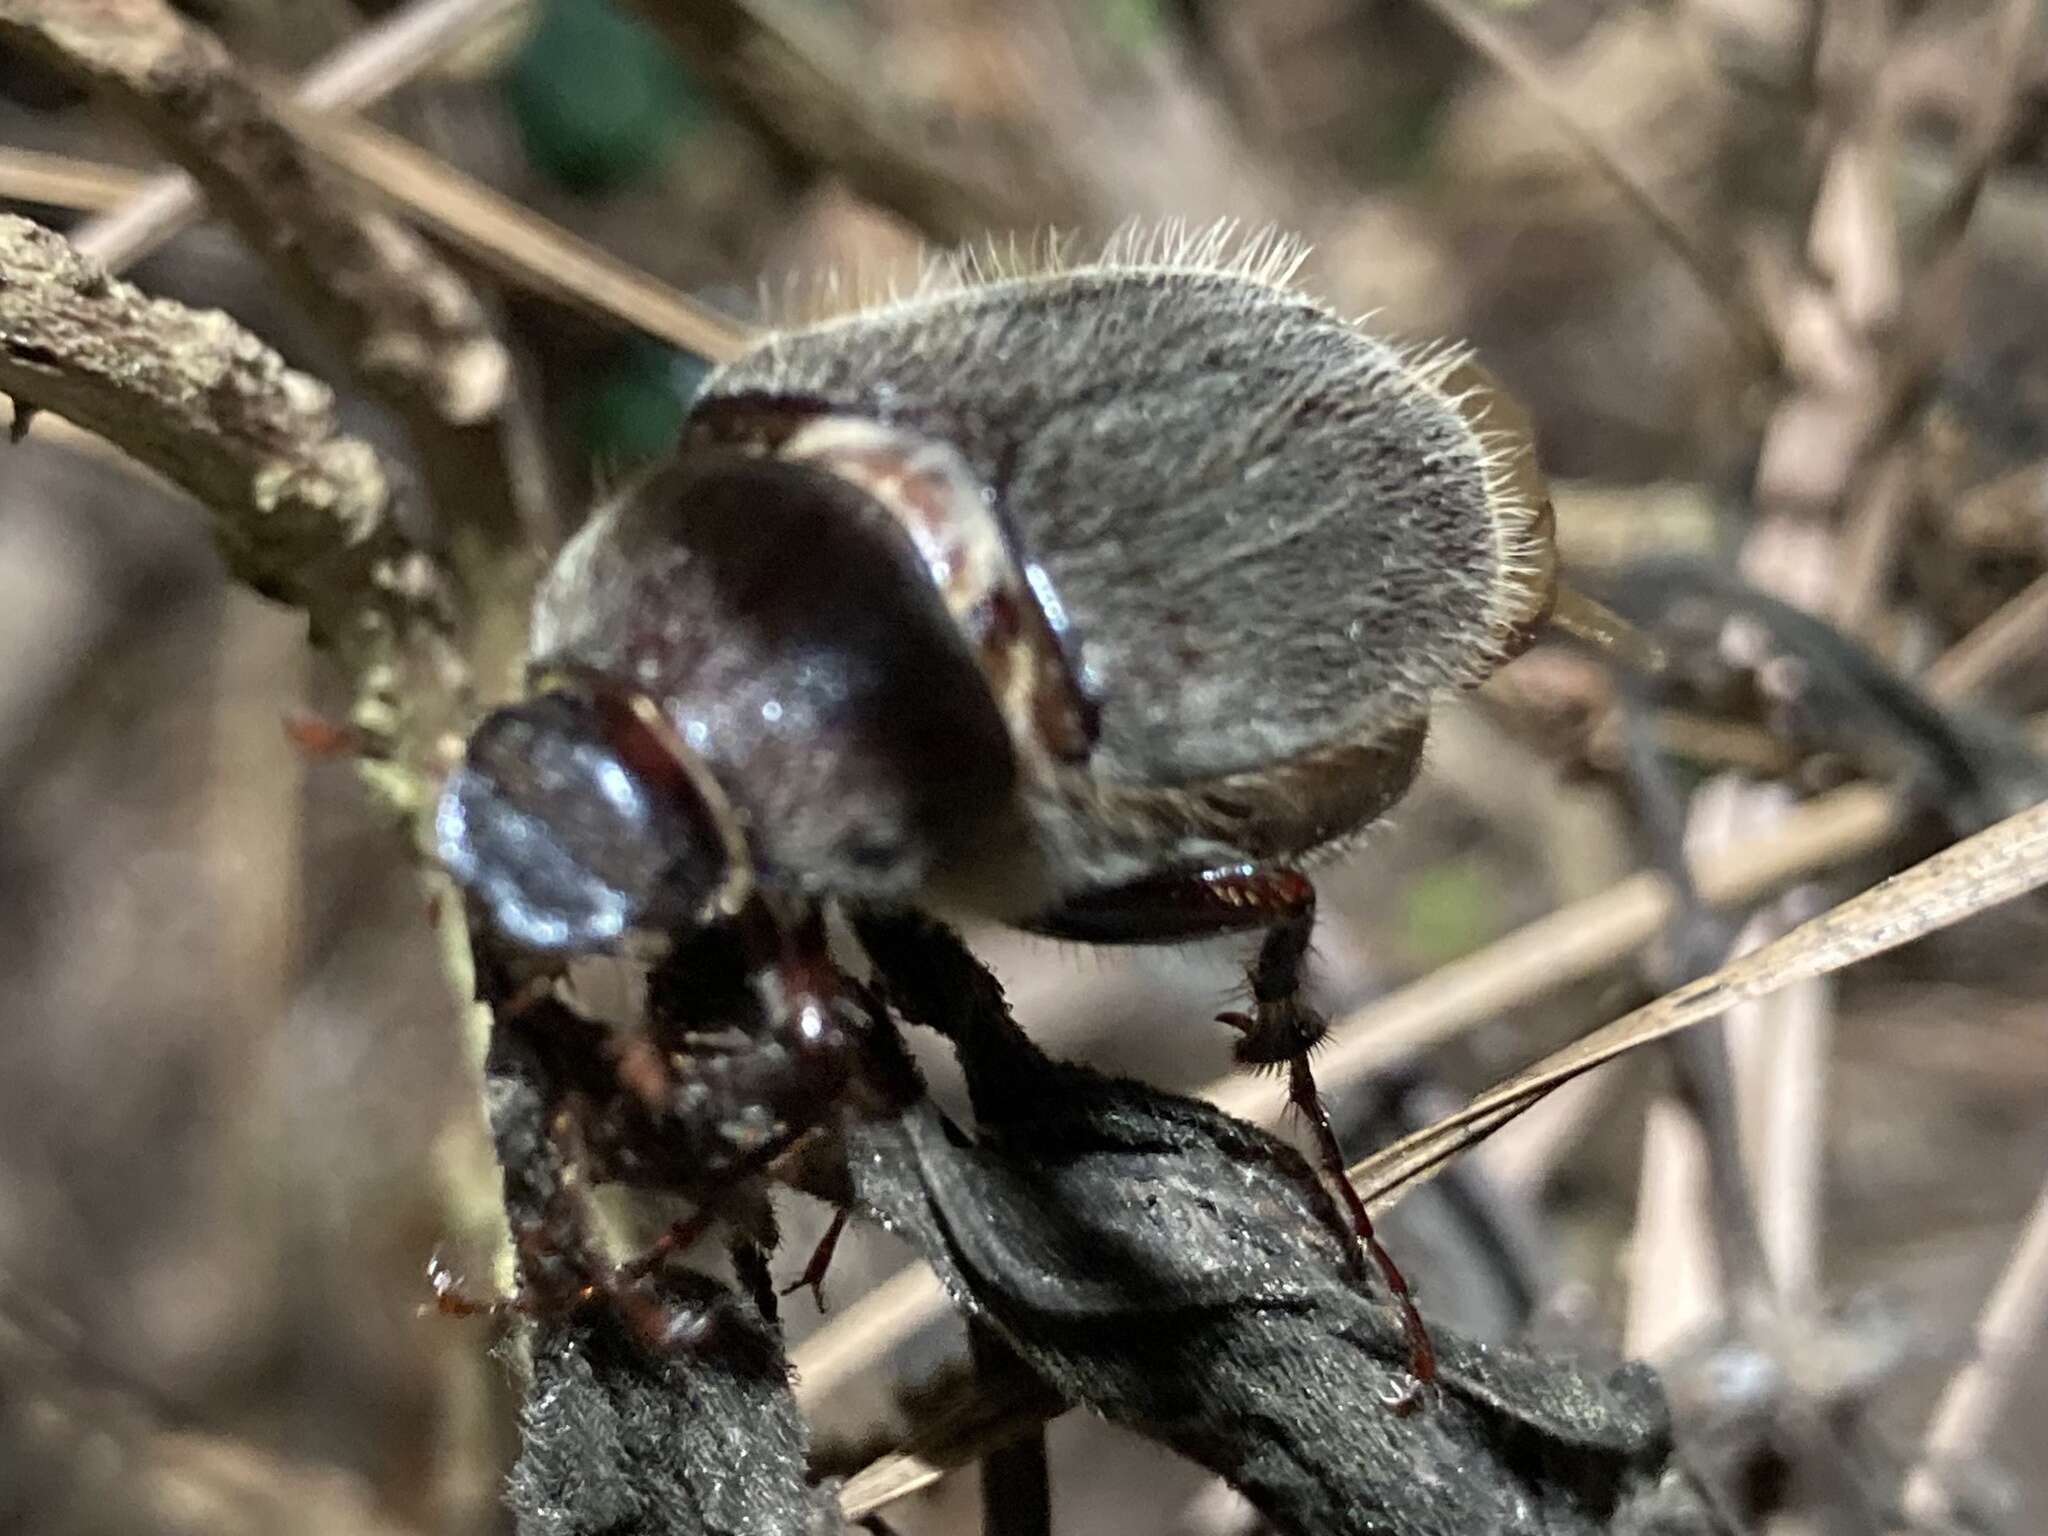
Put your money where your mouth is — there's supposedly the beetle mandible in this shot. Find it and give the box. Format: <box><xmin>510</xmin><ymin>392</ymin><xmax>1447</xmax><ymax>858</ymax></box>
<box><xmin>437</xmin><ymin>226</ymin><xmax>1582</xmax><ymax>1394</ymax></box>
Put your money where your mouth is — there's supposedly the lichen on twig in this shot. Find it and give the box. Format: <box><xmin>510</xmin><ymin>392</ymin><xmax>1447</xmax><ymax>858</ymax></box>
<box><xmin>0</xmin><ymin>0</ymin><xmax>533</xmax><ymax>559</ymax></box>
<box><xmin>0</xmin><ymin>213</ymin><xmax>461</xmax><ymax>810</ymax></box>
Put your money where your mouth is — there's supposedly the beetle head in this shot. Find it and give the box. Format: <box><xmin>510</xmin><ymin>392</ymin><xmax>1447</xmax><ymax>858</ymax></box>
<box><xmin>436</xmin><ymin>677</ymin><xmax>748</xmax><ymax>958</ymax></box>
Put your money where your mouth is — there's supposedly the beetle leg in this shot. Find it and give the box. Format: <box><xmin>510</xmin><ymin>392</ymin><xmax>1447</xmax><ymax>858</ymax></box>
<box><xmin>730</xmin><ymin>1237</ymin><xmax>780</xmax><ymax>1327</ymax></box>
<box><xmin>1026</xmin><ymin>864</ymin><xmax>1327</xmax><ymax>1060</ymax></box>
<box><xmin>780</xmin><ymin>1208</ymin><xmax>851</xmax><ymax>1310</ymax></box>
<box><xmin>530</xmin><ymin>1091</ymin><xmax>725</xmax><ymax>1356</ymax></box>
<box><xmin>1280</xmin><ymin>1052</ymin><xmax>1437</xmax><ymax>1402</ymax></box>
<box><xmin>435</xmin><ymin>1092</ymin><xmax>721</xmax><ymax>1357</ymax></box>
<box><xmin>426</xmin><ymin>1251</ymin><xmax>508</xmax><ymax>1320</ymax></box>
<box><xmin>618</xmin><ymin>1204</ymin><xmax>722</xmax><ymax>1281</ymax></box>
<box><xmin>1028</xmin><ymin>865</ymin><xmax>1437</xmax><ymax>1396</ymax></box>
<box><xmin>469</xmin><ymin>910</ymin><xmax>869</xmax><ymax>1353</ymax></box>
<box><xmin>455</xmin><ymin>968</ymin><xmax>728</xmax><ymax>1360</ymax></box>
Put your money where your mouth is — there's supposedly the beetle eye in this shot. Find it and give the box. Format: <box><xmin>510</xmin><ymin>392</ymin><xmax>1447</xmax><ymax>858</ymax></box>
<box><xmin>436</xmin><ymin>692</ymin><xmax>718</xmax><ymax>954</ymax></box>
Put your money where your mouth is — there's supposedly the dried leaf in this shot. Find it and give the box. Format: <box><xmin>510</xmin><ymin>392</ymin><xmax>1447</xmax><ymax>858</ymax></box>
<box><xmin>510</xmin><ymin>1274</ymin><xmax>843</xmax><ymax>1536</ymax></box>
<box><xmin>834</xmin><ymin>916</ymin><xmax>1714</xmax><ymax>1536</ymax></box>
<box><xmin>484</xmin><ymin>1011</ymin><xmax>844</xmax><ymax>1536</ymax></box>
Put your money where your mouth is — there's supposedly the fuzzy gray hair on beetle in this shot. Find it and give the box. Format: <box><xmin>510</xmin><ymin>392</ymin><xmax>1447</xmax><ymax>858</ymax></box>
<box><xmin>748</xmin><ymin>221</ymin><xmax>1546</xmax><ymax>773</ymax></box>
<box><xmin>438</xmin><ymin>221</ymin><xmax>1630</xmax><ymax>1400</ymax></box>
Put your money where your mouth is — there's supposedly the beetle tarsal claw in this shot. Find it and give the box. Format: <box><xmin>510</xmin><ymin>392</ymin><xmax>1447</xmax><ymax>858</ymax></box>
<box><xmin>1221</xmin><ymin>996</ymin><xmax>1330</xmax><ymax>1065</ymax></box>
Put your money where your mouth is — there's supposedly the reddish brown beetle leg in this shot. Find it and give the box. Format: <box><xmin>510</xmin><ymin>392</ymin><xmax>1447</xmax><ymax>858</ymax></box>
<box><xmin>1029</xmin><ymin>864</ymin><xmax>1437</xmax><ymax>1399</ymax></box>
<box><xmin>1281</xmin><ymin>1053</ymin><xmax>1438</xmax><ymax>1403</ymax></box>
<box><xmin>619</xmin><ymin>1205</ymin><xmax>721</xmax><ymax>1281</ymax></box>
<box><xmin>781</xmin><ymin>1208</ymin><xmax>851</xmax><ymax>1310</ymax></box>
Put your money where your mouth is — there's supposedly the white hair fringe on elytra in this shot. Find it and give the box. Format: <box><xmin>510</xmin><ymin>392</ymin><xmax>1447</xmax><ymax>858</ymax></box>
<box><xmin>1428</xmin><ymin>359</ymin><xmax>1550</xmax><ymax>686</ymax></box>
<box><xmin>750</xmin><ymin>218</ymin><xmax>1316</xmax><ymax>334</ymax></box>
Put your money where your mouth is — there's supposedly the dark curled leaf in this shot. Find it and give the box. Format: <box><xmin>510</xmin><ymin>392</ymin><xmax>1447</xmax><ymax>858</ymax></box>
<box><xmin>1598</xmin><ymin>557</ymin><xmax>2048</xmax><ymax>832</ymax></box>
<box><xmin>508</xmin><ymin>1277</ymin><xmax>842</xmax><ymax>1536</ymax></box>
<box><xmin>848</xmin><ymin>915</ymin><xmax>1718</xmax><ymax>1536</ymax></box>
<box><xmin>483</xmin><ymin>1006</ymin><xmax>843</xmax><ymax>1536</ymax></box>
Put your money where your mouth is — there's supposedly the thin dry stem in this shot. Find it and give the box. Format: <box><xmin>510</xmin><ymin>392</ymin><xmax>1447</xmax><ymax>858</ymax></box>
<box><xmin>1900</xmin><ymin>1163</ymin><xmax>2048</xmax><ymax>1526</ymax></box>
<box><xmin>839</xmin><ymin>1449</ymin><xmax>950</xmax><ymax>1520</ymax></box>
<box><xmin>1728</xmin><ymin>898</ymin><xmax>1831</xmax><ymax>1310</ymax></box>
<box><xmin>294</xmin><ymin>111</ymin><xmax>753</xmax><ymax>365</ymax></box>
<box><xmin>0</xmin><ymin>213</ymin><xmax>458</xmax><ymax>807</ymax></box>
<box><xmin>1349</xmin><ymin>796</ymin><xmax>2048</xmax><ymax>1210</ymax></box>
<box><xmin>0</xmin><ymin>0</ymin><xmax>534</xmax><ymax>566</ymax></box>
<box><xmin>1832</xmin><ymin>445</ymin><xmax>1917</xmax><ymax>633</ymax></box>
<box><xmin>0</xmin><ymin>144</ymin><xmax>142</xmax><ymax>210</ymax></box>
<box><xmin>1822</xmin><ymin>0</ymin><xmax>2036</xmax><ymax>629</ymax></box>
<box><xmin>1624</xmin><ymin>1098</ymin><xmax>1725</xmax><ymax>1359</ymax></box>
<box><xmin>790</xmin><ymin>1262</ymin><xmax>948</xmax><ymax>1411</ymax></box>
<box><xmin>64</xmin><ymin>0</ymin><xmax>523</xmax><ymax>271</ymax></box>
<box><xmin>0</xmin><ymin>132</ymin><xmax>755</xmax><ymax>366</ymax></box>
<box><xmin>1923</xmin><ymin>566</ymin><xmax>2048</xmax><ymax>698</ymax></box>
<box><xmin>1681</xmin><ymin>779</ymin><xmax>1833</xmax><ymax>1317</ymax></box>
<box><xmin>1221</xmin><ymin>784</ymin><xmax>1900</xmax><ymax>1121</ymax></box>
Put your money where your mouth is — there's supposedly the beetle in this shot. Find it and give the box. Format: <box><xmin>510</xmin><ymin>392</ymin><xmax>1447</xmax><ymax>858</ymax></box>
<box><xmin>437</xmin><ymin>226</ymin><xmax>1585</xmax><ymax>1391</ymax></box>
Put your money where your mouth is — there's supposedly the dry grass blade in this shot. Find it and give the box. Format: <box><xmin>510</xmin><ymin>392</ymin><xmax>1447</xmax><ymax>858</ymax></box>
<box><xmin>294</xmin><ymin>112</ymin><xmax>753</xmax><ymax>365</ymax></box>
<box><xmin>66</xmin><ymin>0</ymin><xmax>521</xmax><ymax>271</ymax></box>
<box><xmin>826</xmin><ymin>1350</ymin><xmax>1050</xmax><ymax>1519</ymax></box>
<box><xmin>0</xmin><ymin>145</ymin><xmax>142</xmax><ymax>210</ymax></box>
<box><xmin>0</xmin><ymin>126</ymin><xmax>756</xmax><ymax>364</ymax></box>
<box><xmin>1348</xmin><ymin>797</ymin><xmax>2048</xmax><ymax>1208</ymax></box>
<box><xmin>836</xmin><ymin>1394</ymin><xmax>1042</xmax><ymax>1521</ymax></box>
<box><xmin>1924</xmin><ymin>566</ymin><xmax>2048</xmax><ymax>698</ymax></box>
<box><xmin>839</xmin><ymin>1449</ymin><xmax>951</xmax><ymax>1520</ymax></box>
<box><xmin>790</xmin><ymin>1262</ymin><xmax>945</xmax><ymax>1410</ymax></box>
<box><xmin>1217</xmin><ymin>785</ymin><xmax>1900</xmax><ymax>1121</ymax></box>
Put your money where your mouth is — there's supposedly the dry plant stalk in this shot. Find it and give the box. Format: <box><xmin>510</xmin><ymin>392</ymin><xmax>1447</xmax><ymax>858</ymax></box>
<box><xmin>1349</xmin><ymin>796</ymin><xmax>2048</xmax><ymax>1207</ymax></box>
<box><xmin>1925</xmin><ymin>567</ymin><xmax>2048</xmax><ymax>696</ymax></box>
<box><xmin>65</xmin><ymin>0</ymin><xmax>525</xmax><ymax>271</ymax></box>
<box><xmin>0</xmin><ymin>132</ymin><xmax>754</xmax><ymax>366</ymax></box>
<box><xmin>0</xmin><ymin>0</ymin><xmax>534</xmax><ymax>565</ymax></box>
<box><xmin>0</xmin><ymin>215</ymin><xmax>449</xmax><ymax>780</ymax></box>
<box><xmin>289</xmin><ymin>110</ymin><xmax>753</xmax><ymax>365</ymax></box>
<box><xmin>0</xmin><ymin>143</ymin><xmax>141</xmax><ymax>209</ymax></box>
<box><xmin>1902</xmin><ymin>1165</ymin><xmax>2048</xmax><ymax>1524</ymax></box>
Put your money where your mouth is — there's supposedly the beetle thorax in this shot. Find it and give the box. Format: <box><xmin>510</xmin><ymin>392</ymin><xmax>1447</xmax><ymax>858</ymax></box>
<box><xmin>531</xmin><ymin>451</ymin><xmax>1019</xmax><ymax>909</ymax></box>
